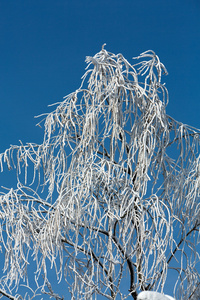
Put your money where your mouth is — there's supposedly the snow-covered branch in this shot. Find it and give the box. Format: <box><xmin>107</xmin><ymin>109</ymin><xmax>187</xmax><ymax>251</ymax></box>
<box><xmin>0</xmin><ymin>47</ymin><xmax>199</xmax><ymax>299</ymax></box>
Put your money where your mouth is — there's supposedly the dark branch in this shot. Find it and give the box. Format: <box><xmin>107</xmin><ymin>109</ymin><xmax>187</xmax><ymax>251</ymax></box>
<box><xmin>147</xmin><ymin>221</ymin><xmax>200</xmax><ymax>291</ymax></box>
<box><xmin>113</xmin><ymin>220</ymin><xmax>137</xmax><ymax>300</ymax></box>
<box><xmin>0</xmin><ymin>289</ymin><xmax>17</xmax><ymax>300</ymax></box>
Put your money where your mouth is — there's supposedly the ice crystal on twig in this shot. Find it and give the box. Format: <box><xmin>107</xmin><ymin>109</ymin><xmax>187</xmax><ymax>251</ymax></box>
<box><xmin>0</xmin><ymin>47</ymin><xmax>199</xmax><ymax>299</ymax></box>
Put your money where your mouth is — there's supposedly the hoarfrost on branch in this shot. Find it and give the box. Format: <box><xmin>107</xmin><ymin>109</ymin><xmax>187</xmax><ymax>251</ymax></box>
<box><xmin>0</xmin><ymin>47</ymin><xmax>200</xmax><ymax>300</ymax></box>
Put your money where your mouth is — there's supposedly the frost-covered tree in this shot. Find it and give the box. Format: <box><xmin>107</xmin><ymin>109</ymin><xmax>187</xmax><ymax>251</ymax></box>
<box><xmin>0</xmin><ymin>45</ymin><xmax>200</xmax><ymax>300</ymax></box>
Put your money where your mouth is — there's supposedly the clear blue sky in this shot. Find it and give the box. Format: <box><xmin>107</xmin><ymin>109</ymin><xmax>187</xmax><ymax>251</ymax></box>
<box><xmin>0</xmin><ymin>0</ymin><xmax>200</xmax><ymax>151</ymax></box>
<box><xmin>0</xmin><ymin>0</ymin><xmax>200</xmax><ymax>298</ymax></box>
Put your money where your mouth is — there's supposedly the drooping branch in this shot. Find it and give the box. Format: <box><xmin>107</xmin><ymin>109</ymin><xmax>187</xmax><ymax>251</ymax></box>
<box><xmin>0</xmin><ymin>47</ymin><xmax>200</xmax><ymax>300</ymax></box>
<box><xmin>146</xmin><ymin>221</ymin><xmax>200</xmax><ymax>292</ymax></box>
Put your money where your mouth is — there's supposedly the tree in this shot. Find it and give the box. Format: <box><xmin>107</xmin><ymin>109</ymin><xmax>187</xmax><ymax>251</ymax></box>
<box><xmin>0</xmin><ymin>45</ymin><xmax>199</xmax><ymax>300</ymax></box>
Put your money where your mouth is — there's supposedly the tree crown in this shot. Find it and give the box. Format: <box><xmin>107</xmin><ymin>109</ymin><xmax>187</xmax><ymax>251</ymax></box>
<box><xmin>0</xmin><ymin>46</ymin><xmax>200</xmax><ymax>300</ymax></box>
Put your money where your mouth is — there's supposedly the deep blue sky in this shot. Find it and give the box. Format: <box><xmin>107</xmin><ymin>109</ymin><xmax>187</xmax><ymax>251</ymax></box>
<box><xmin>0</xmin><ymin>0</ymin><xmax>200</xmax><ymax>298</ymax></box>
<box><xmin>0</xmin><ymin>0</ymin><xmax>200</xmax><ymax>151</ymax></box>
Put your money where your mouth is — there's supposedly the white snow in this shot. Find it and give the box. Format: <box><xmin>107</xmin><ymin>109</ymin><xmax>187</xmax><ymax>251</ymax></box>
<box><xmin>137</xmin><ymin>291</ymin><xmax>175</xmax><ymax>300</ymax></box>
